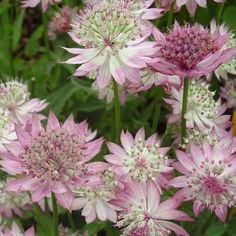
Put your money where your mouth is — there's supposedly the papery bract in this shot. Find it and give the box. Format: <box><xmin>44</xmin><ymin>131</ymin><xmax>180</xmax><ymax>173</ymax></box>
<box><xmin>151</xmin><ymin>22</ymin><xmax>236</xmax><ymax>78</ymax></box>
<box><xmin>21</xmin><ymin>0</ymin><xmax>61</xmax><ymax>12</ymax></box>
<box><xmin>63</xmin><ymin>0</ymin><xmax>157</xmax><ymax>88</ymax></box>
<box><xmin>112</xmin><ymin>180</ymin><xmax>192</xmax><ymax>236</ymax></box>
<box><xmin>176</xmin><ymin>0</ymin><xmax>224</xmax><ymax>16</ymax></box>
<box><xmin>105</xmin><ymin>128</ymin><xmax>173</xmax><ymax>192</ymax></box>
<box><xmin>165</xmin><ymin>80</ymin><xmax>231</xmax><ymax>131</ymax></box>
<box><xmin>0</xmin><ymin>113</ymin><xmax>105</xmax><ymax>208</ymax></box>
<box><xmin>170</xmin><ymin>142</ymin><xmax>236</xmax><ymax>222</ymax></box>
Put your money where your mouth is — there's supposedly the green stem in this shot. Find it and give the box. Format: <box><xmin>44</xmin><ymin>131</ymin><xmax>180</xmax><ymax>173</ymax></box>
<box><xmin>167</xmin><ymin>0</ymin><xmax>175</xmax><ymax>28</ymax></box>
<box><xmin>152</xmin><ymin>87</ymin><xmax>163</xmax><ymax>132</ymax></box>
<box><xmin>51</xmin><ymin>193</ymin><xmax>59</xmax><ymax>236</ymax></box>
<box><xmin>228</xmin><ymin>208</ymin><xmax>235</xmax><ymax>222</ymax></box>
<box><xmin>181</xmin><ymin>78</ymin><xmax>189</xmax><ymax>145</ymax></box>
<box><xmin>67</xmin><ymin>210</ymin><xmax>76</xmax><ymax>231</ymax></box>
<box><xmin>42</xmin><ymin>12</ymin><xmax>50</xmax><ymax>58</ymax></box>
<box><xmin>112</xmin><ymin>80</ymin><xmax>121</xmax><ymax>142</ymax></box>
<box><xmin>216</xmin><ymin>3</ymin><xmax>225</xmax><ymax>23</ymax></box>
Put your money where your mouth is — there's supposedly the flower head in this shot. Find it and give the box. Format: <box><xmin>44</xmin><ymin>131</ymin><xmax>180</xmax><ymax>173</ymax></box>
<box><xmin>220</xmin><ymin>79</ymin><xmax>236</xmax><ymax>109</ymax></box>
<box><xmin>112</xmin><ymin>180</ymin><xmax>192</xmax><ymax>236</ymax></box>
<box><xmin>63</xmin><ymin>0</ymin><xmax>157</xmax><ymax>88</ymax></box>
<box><xmin>0</xmin><ymin>178</ymin><xmax>30</xmax><ymax>218</ymax></box>
<box><xmin>128</xmin><ymin>0</ymin><xmax>163</xmax><ymax>20</ymax></box>
<box><xmin>0</xmin><ymin>109</ymin><xmax>15</xmax><ymax>152</ymax></box>
<box><xmin>71</xmin><ymin>168</ymin><xmax>120</xmax><ymax>223</ymax></box>
<box><xmin>105</xmin><ymin>128</ymin><xmax>173</xmax><ymax>191</ymax></box>
<box><xmin>152</xmin><ymin>22</ymin><xmax>236</xmax><ymax>78</ymax></box>
<box><xmin>0</xmin><ymin>222</ymin><xmax>35</xmax><ymax>236</ymax></box>
<box><xmin>141</xmin><ymin>67</ymin><xmax>181</xmax><ymax>87</ymax></box>
<box><xmin>0</xmin><ymin>113</ymin><xmax>105</xmax><ymax>208</ymax></box>
<box><xmin>48</xmin><ymin>6</ymin><xmax>77</xmax><ymax>40</ymax></box>
<box><xmin>21</xmin><ymin>0</ymin><xmax>61</xmax><ymax>12</ymax></box>
<box><xmin>0</xmin><ymin>80</ymin><xmax>47</xmax><ymax>124</ymax></box>
<box><xmin>165</xmin><ymin>80</ymin><xmax>231</xmax><ymax>131</ymax></box>
<box><xmin>170</xmin><ymin>143</ymin><xmax>236</xmax><ymax>222</ymax></box>
<box><xmin>176</xmin><ymin>0</ymin><xmax>224</xmax><ymax>16</ymax></box>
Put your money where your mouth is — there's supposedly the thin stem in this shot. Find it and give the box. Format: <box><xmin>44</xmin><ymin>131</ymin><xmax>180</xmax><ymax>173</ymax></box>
<box><xmin>216</xmin><ymin>3</ymin><xmax>225</xmax><ymax>23</ymax></box>
<box><xmin>231</xmin><ymin>109</ymin><xmax>236</xmax><ymax>136</ymax></box>
<box><xmin>181</xmin><ymin>78</ymin><xmax>189</xmax><ymax>145</ymax></box>
<box><xmin>152</xmin><ymin>87</ymin><xmax>163</xmax><ymax>132</ymax></box>
<box><xmin>228</xmin><ymin>207</ymin><xmax>235</xmax><ymax>222</ymax></box>
<box><xmin>167</xmin><ymin>0</ymin><xmax>175</xmax><ymax>28</ymax></box>
<box><xmin>42</xmin><ymin>12</ymin><xmax>50</xmax><ymax>58</ymax></box>
<box><xmin>67</xmin><ymin>210</ymin><xmax>76</xmax><ymax>231</ymax></box>
<box><xmin>112</xmin><ymin>80</ymin><xmax>121</xmax><ymax>142</ymax></box>
<box><xmin>51</xmin><ymin>193</ymin><xmax>59</xmax><ymax>236</ymax></box>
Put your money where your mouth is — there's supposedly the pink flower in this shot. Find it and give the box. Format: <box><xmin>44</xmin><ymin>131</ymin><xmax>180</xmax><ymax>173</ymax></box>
<box><xmin>130</xmin><ymin>0</ymin><xmax>164</xmax><ymax>20</ymax></box>
<box><xmin>0</xmin><ymin>81</ymin><xmax>47</xmax><ymax>152</ymax></box>
<box><xmin>0</xmin><ymin>109</ymin><xmax>16</xmax><ymax>152</ymax></box>
<box><xmin>0</xmin><ymin>178</ymin><xmax>31</xmax><ymax>218</ymax></box>
<box><xmin>112</xmin><ymin>180</ymin><xmax>192</xmax><ymax>236</ymax></box>
<box><xmin>141</xmin><ymin>67</ymin><xmax>181</xmax><ymax>87</ymax></box>
<box><xmin>48</xmin><ymin>6</ymin><xmax>77</xmax><ymax>41</ymax></box>
<box><xmin>71</xmin><ymin>168</ymin><xmax>121</xmax><ymax>223</ymax></box>
<box><xmin>21</xmin><ymin>0</ymin><xmax>61</xmax><ymax>12</ymax></box>
<box><xmin>151</xmin><ymin>22</ymin><xmax>236</xmax><ymax>78</ymax></box>
<box><xmin>165</xmin><ymin>80</ymin><xmax>231</xmax><ymax>131</ymax></box>
<box><xmin>169</xmin><ymin>142</ymin><xmax>236</xmax><ymax>222</ymax></box>
<box><xmin>0</xmin><ymin>222</ymin><xmax>35</xmax><ymax>236</ymax></box>
<box><xmin>63</xmin><ymin>0</ymin><xmax>157</xmax><ymax>89</ymax></box>
<box><xmin>0</xmin><ymin>81</ymin><xmax>48</xmax><ymax>124</ymax></box>
<box><xmin>158</xmin><ymin>0</ymin><xmax>180</xmax><ymax>12</ymax></box>
<box><xmin>105</xmin><ymin>128</ymin><xmax>173</xmax><ymax>191</ymax></box>
<box><xmin>176</xmin><ymin>0</ymin><xmax>224</xmax><ymax>16</ymax></box>
<box><xmin>210</xmin><ymin>20</ymin><xmax>236</xmax><ymax>80</ymax></box>
<box><xmin>220</xmin><ymin>78</ymin><xmax>236</xmax><ymax>109</ymax></box>
<box><xmin>0</xmin><ymin>113</ymin><xmax>105</xmax><ymax>209</ymax></box>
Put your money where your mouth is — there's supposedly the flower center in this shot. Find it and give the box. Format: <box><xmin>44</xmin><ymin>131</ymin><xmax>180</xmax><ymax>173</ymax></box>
<box><xmin>0</xmin><ymin>81</ymin><xmax>29</xmax><ymax>109</ymax></box>
<box><xmin>21</xmin><ymin>129</ymin><xmax>86</xmax><ymax>182</ymax></box>
<box><xmin>187</xmin><ymin>81</ymin><xmax>217</xmax><ymax>119</ymax></box>
<box><xmin>71</xmin><ymin>1</ymin><xmax>143</xmax><ymax>53</ymax></box>
<box><xmin>203</xmin><ymin>176</ymin><xmax>227</xmax><ymax>194</ymax></box>
<box><xmin>161</xmin><ymin>24</ymin><xmax>218</xmax><ymax>69</ymax></box>
<box><xmin>187</xmin><ymin>159</ymin><xmax>235</xmax><ymax>209</ymax></box>
<box><xmin>124</xmin><ymin>139</ymin><xmax>169</xmax><ymax>182</ymax></box>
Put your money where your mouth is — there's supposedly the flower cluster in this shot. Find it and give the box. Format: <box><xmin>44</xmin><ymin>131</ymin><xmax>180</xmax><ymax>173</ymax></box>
<box><xmin>0</xmin><ymin>80</ymin><xmax>47</xmax><ymax>151</ymax></box>
<box><xmin>165</xmin><ymin>80</ymin><xmax>230</xmax><ymax>131</ymax></box>
<box><xmin>63</xmin><ymin>0</ymin><xmax>157</xmax><ymax>88</ymax></box>
<box><xmin>21</xmin><ymin>0</ymin><xmax>61</xmax><ymax>12</ymax></box>
<box><xmin>170</xmin><ymin>143</ymin><xmax>236</xmax><ymax>222</ymax></box>
<box><xmin>1</xmin><ymin>0</ymin><xmax>236</xmax><ymax>235</ymax></box>
<box><xmin>48</xmin><ymin>6</ymin><xmax>77</xmax><ymax>40</ymax></box>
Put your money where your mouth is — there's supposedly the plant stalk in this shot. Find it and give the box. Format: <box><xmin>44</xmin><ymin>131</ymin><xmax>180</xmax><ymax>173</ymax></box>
<box><xmin>181</xmin><ymin>78</ymin><xmax>189</xmax><ymax>145</ymax></box>
<box><xmin>51</xmin><ymin>193</ymin><xmax>59</xmax><ymax>236</ymax></box>
<box><xmin>113</xmin><ymin>80</ymin><xmax>121</xmax><ymax>142</ymax></box>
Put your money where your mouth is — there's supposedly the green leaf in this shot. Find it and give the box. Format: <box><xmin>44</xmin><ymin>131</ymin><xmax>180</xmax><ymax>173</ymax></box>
<box><xmin>24</xmin><ymin>26</ymin><xmax>43</xmax><ymax>56</ymax></box>
<box><xmin>46</xmin><ymin>80</ymin><xmax>80</xmax><ymax>114</ymax></box>
<box><xmin>71</xmin><ymin>77</ymin><xmax>93</xmax><ymax>94</ymax></box>
<box><xmin>222</xmin><ymin>6</ymin><xmax>236</xmax><ymax>31</ymax></box>
<box><xmin>13</xmin><ymin>9</ymin><xmax>25</xmax><ymax>51</ymax></box>
<box><xmin>204</xmin><ymin>222</ymin><xmax>227</xmax><ymax>236</ymax></box>
<box><xmin>33</xmin><ymin>203</ymin><xmax>54</xmax><ymax>236</ymax></box>
<box><xmin>227</xmin><ymin>217</ymin><xmax>236</xmax><ymax>236</ymax></box>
